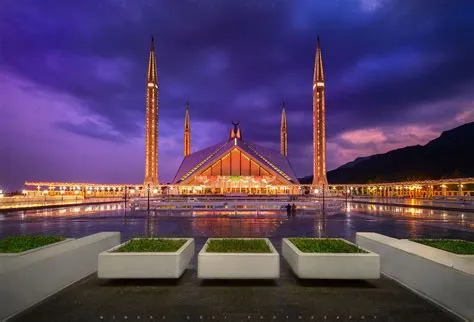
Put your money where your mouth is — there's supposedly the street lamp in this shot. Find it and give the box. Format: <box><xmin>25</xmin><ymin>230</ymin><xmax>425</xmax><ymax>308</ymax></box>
<box><xmin>42</xmin><ymin>189</ymin><xmax>48</xmax><ymax>203</ymax></box>
<box><xmin>147</xmin><ymin>184</ymin><xmax>150</xmax><ymax>211</ymax></box>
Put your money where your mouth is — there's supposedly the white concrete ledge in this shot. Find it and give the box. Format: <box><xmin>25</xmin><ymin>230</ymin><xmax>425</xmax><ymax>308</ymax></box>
<box><xmin>398</xmin><ymin>239</ymin><xmax>474</xmax><ymax>275</ymax></box>
<box><xmin>282</xmin><ymin>238</ymin><xmax>380</xmax><ymax>279</ymax></box>
<box><xmin>0</xmin><ymin>238</ymin><xmax>73</xmax><ymax>271</ymax></box>
<box><xmin>0</xmin><ymin>232</ymin><xmax>120</xmax><ymax>321</ymax></box>
<box><xmin>98</xmin><ymin>238</ymin><xmax>194</xmax><ymax>279</ymax></box>
<box><xmin>198</xmin><ymin>238</ymin><xmax>279</xmax><ymax>279</ymax></box>
<box><xmin>356</xmin><ymin>232</ymin><xmax>474</xmax><ymax>321</ymax></box>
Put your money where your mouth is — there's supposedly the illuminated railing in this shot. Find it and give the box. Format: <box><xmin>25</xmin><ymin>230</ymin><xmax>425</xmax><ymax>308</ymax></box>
<box><xmin>0</xmin><ymin>196</ymin><xmax>121</xmax><ymax>210</ymax></box>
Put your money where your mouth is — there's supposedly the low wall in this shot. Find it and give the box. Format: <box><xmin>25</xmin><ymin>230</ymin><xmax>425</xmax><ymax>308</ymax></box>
<box><xmin>198</xmin><ymin>238</ymin><xmax>279</xmax><ymax>279</ymax></box>
<box><xmin>282</xmin><ymin>238</ymin><xmax>380</xmax><ymax>279</ymax></box>
<box><xmin>356</xmin><ymin>232</ymin><xmax>474</xmax><ymax>321</ymax></box>
<box><xmin>98</xmin><ymin>238</ymin><xmax>195</xmax><ymax>279</ymax></box>
<box><xmin>0</xmin><ymin>239</ymin><xmax>73</xmax><ymax>271</ymax></box>
<box><xmin>0</xmin><ymin>232</ymin><xmax>120</xmax><ymax>320</ymax></box>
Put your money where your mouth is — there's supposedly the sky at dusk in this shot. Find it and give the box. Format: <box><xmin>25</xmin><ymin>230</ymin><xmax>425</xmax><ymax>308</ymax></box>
<box><xmin>1</xmin><ymin>0</ymin><xmax>474</xmax><ymax>191</ymax></box>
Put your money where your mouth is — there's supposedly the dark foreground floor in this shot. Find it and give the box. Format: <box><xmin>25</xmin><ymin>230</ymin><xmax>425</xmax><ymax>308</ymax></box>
<box><xmin>12</xmin><ymin>261</ymin><xmax>458</xmax><ymax>322</ymax></box>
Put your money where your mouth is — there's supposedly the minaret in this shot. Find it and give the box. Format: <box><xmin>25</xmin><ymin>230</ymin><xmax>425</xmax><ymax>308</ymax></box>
<box><xmin>312</xmin><ymin>36</ymin><xmax>328</xmax><ymax>185</ymax></box>
<box><xmin>184</xmin><ymin>101</ymin><xmax>191</xmax><ymax>157</ymax></box>
<box><xmin>144</xmin><ymin>36</ymin><xmax>159</xmax><ymax>186</ymax></box>
<box><xmin>280</xmin><ymin>102</ymin><xmax>288</xmax><ymax>157</ymax></box>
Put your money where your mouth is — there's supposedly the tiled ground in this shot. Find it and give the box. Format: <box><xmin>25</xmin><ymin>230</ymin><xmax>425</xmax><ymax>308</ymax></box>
<box><xmin>1</xmin><ymin>202</ymin><xmax>473</xmax><ymax>243</ymax></box>
<box><xmin>12</xmin><ymin>242</ymin><xmax>459</xmax><ymax>322</ymax></box>
<box><xmin>3</xmin><ymin>202</ymin><xmax>473</xmax><ymax>321</ymax></box>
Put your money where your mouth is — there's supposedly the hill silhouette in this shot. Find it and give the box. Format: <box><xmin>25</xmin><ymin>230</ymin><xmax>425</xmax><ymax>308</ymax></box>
<box><xmin>299</xmin><ymin>122</ymin><xmax>474</xmax><ymax>184</ymax></box>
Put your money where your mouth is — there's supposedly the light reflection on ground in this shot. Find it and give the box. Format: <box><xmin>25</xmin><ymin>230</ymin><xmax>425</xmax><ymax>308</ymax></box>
<box><xmin>0</xmin><ymin>201</ymin><xmax>473</xmax><ymax>242</ymax></box>
<box><xmin>346</xmin><ymin>202</ymin><xmax>474</xmax><ymax>230</ymax></box>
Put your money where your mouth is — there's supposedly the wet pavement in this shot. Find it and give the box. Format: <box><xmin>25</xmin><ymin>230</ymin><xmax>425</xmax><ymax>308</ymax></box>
<box><xmin>350</xmin><ymin>196</ymin><xmax>474</xmax><ymax>212</ymax></box>
<box><xmin>2</xmin><ymin>201</ymin><xmax>472</xmax><ymax>321</ymax></box>
<box><xmin>11</xmin><ymin>259</ymin><xmax>459</xmax><ymax>322</ymax></box>
<box><xmin>1</xmin><ymin>201</ymin><xmax>473</xmax><ymax>242</ymax></box>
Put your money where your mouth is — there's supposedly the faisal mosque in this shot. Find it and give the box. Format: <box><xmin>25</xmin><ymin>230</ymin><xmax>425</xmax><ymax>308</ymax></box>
<box><xmin>143</xmin><ymin>36</ymin><xmax>328</xmax><ymax>195</ymax></box>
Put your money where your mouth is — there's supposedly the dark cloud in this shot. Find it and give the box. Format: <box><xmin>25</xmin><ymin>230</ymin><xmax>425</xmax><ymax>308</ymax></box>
<box><xmin>54</xmin><ymin>120</ymin><xmax>126</xmax><ymax>143</ymax></box>
<box><xmin>1</xmin><ymin>0</ymin><xmax>474</xmax><ymax>189</ymax></box>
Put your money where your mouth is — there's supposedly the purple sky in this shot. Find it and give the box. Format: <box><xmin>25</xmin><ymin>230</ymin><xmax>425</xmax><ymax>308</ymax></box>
<box><xmin>1</xmin><ymin>0</ymin><xmax>474</xmax><ymax>191</ymax></box>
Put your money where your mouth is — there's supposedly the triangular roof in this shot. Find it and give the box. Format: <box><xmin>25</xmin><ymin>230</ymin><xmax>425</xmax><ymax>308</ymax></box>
<box><xmin>172</xmin><ymin>138</ymin><xmax>299</xmax><ymax>184</ymax></box>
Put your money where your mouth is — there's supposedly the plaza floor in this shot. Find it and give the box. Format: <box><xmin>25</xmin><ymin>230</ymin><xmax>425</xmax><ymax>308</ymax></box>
<box><xmin>2</xmin><ymin>201</ymin><xmax>473</xmax><ymax>321</ymax></box>
<box><xmin>1</xmin><ymin>201</ymin><xmax>473</xmax><ymax>242</ymax></box>
<box><xmin>11</xmin><ymin>238</ymin><xmax>459</xmax><ymax>322</ymax></box>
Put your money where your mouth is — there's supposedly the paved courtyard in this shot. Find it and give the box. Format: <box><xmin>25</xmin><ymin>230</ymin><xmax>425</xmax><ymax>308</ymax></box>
<box><xmin>2</xmin><ymin>201</ymin><xmax>473</xmax><ymax>321</ymax></box>
<box><xmin>12</xmin><ymin>240</ymin><xmax>458</xmax><ymax>322</ymax></box>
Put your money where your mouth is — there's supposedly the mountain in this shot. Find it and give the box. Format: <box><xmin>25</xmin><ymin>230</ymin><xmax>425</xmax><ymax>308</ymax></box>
<box><xmin>299</xmin><ymin>122</ymin><xmax>474</xmax><ymax>184</ymax></box>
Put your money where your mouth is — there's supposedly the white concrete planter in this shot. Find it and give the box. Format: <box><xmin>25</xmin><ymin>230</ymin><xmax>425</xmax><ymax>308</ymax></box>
<box><xmin>198</xmin><ymin>238</ymin><xmax>279</xmax><ymax>279</ymax></box>
<box><xmin>98</xmin><ymin>238</ymin><xmax>194</xmax><ymax>279</ymax></box>
<box><xmin>0</xmin><ymin>238</ymin><xmax>73</xmax><ymax>270</ymax></box>
<box><xmin>282</xmin><ymin>238</ymin><xmax>380</xmax><ymax>279</ymax></box>
<box><xmin>399</xmin><ymin>239</ymin><xmax>474</xmax><ymax>275</ymax></box>
<box><xmin>356</xmin><ymin>232</ymin><xmax>474</xmax><ymax>321</ymax></box>
<box><xmin>0</xmin><ymin>232</ymin><xmax>120</xmax><ymax>321</ymax></box>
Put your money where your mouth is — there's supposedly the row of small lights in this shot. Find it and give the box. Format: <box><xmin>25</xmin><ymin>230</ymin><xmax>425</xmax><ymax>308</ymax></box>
<box><xmin>180</xmin><ymin>143</ymin><xmax>228</xmax><ymax>182</ymax></box>
<box><xmin>19</xmin><ymin>182</ymin><xmax>468</xmax><ymax>196</ymax></box>
<box><xmin>312</xmin><ymin>184</ymin><xmax>460</xmax><ymax>193</ymax></box>
<box><xmin>324</xmin><ymin>184</ymin><xmax>464</xmax><ymax>191</ymax></box>
<box><xmin>29</xmin><ymin>186</ymin><xmax>161</xmax><ymax>194</ymax></box>
<box><xmin>245</xmin><ymin>144</ymin><xmax>293</xmax><ymax>181</ymax></box>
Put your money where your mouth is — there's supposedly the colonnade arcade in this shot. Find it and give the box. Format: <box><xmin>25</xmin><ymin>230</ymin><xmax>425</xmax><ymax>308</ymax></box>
<box><xmin>175</xmin><ymin>175</ymin><xmax>299</xmax><ymax>195</ymax></box>
<box><xmin>23</xmin><ymin>177</ymin><xmax>474</xmax><ymax>198</ymax></box>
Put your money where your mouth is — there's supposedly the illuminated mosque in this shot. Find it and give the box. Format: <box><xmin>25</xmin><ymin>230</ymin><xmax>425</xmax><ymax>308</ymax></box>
<box><xmin>24</xmin><ymin>37</ymin><xmax>474</xmax><ymax>199</ymax></box>
<box><xmin>144</xmin><ymin>36</ymin><xmax>328</xmax><ymax>195</ymax></box>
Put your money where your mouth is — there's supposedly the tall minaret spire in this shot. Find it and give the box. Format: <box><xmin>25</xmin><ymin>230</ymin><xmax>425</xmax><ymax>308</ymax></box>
<box><xmin>280</xmin><ymin>102</ymin><xmax>288</xmax><ymax>157</ymax></box>
<box><xmin>144</xmin><ymin>36</ymin><xmax>159</xmax><ymax>186</ymax></box>
<box><xmin>312</xmin><ymin>35</ymin><xmax>328</xmax><ymax>185</ymax></box>
<box><xmin>184</xmin><ymin>101</ymin><xmax>191</xmax><ymax>157</ymax></box>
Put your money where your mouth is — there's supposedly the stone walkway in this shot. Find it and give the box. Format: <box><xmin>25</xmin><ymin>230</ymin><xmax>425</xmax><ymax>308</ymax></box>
<box><xmin>12</xmin><ymin>240</ymin><xmax>459</xmax><ymax>322</ymax></box>
<box><xmin>4</xmin><ymin>205</ymin><xmax>472</xmax><ymax>321</ymax></box>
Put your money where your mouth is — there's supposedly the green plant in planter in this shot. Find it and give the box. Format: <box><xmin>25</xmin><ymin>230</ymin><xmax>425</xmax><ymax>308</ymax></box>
<box><xmin>206</xmin><ymin>239</ymin><xmax>271</xmax><ymax>253</ymax></box>
<box><xmin>115</xmin><ymin>238</ymin><xmax>187</xmax><ymax>252</ymax></box>
<box><xmin>289</xmin><ymin>238</ymin><xmax>366</xmax><ymax>253</ymax></box>
<box><xmin>0</xmin><ymin>235</ymin><xmax>65</xmax><ymax>253</ymax></box>
<box><xmin>412</xmin><ymin>239</ymin><xmax>474</xmax><ymax>255</ymax></box>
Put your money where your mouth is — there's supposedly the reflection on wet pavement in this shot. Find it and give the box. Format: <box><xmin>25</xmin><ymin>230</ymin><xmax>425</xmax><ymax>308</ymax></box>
<box><xmin>0</xmin><ymin>201</ymin><xmax>473</xmax><ymax>242</ymax></box>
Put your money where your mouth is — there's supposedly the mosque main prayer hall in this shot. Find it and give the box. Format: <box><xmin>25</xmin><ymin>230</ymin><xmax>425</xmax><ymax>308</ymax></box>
<box><xmin>143</xmin><ymin>36</ymin><xmax>328</xmax><ymax>195</ymax></box>
<box><xmin>25</xmin><ymin>36</ymin><xmax>328</xmax><ymax>197</ymax></box>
